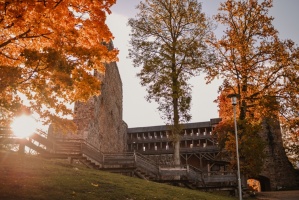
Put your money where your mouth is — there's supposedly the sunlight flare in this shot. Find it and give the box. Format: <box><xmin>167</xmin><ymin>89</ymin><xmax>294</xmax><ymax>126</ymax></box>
<box><xmin>11</xmin><ymin>115</ymin><xmax>38</xmax><ymax>138</ymax></box>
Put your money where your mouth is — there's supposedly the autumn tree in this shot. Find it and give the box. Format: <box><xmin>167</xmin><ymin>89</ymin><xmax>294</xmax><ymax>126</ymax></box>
<box><xmin>280</xmin><ymin>45</ymin><xmax>299</xmax><ymax>166</ymax></box>
<box><xmin>128</xmin><ymin>0</ymin><xmax>215</xmax><ymax>166</ymax></box>
<box><xmin>0</xmin><ymin>0</ymin><xmax>118</xmax><ymax>130</ymax></box>
<box><xmin>206</xmin><ymin>0</ymin><xmax>299</xmax><ymax>174</ymax></box>
<box><xmin>214</xmin><ymin>92</ymin><xmax>266</xmax><ymax>177</ymax></box>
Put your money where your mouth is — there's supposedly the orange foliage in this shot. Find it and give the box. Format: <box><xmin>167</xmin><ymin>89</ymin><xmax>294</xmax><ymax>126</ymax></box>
<box><xmin>209</xmin><ymin>0</ymin><xmax>297</xmax><ymax>175</ymax></box>
<box><xmin>208</xmin><ymin>0</ymin><xmax>298</xmax><ymax>124</ymax></box>
<box><xmin>0</xmin><ymin>0</ymin><xmax>117</xmax><ymax>128</ymax></box>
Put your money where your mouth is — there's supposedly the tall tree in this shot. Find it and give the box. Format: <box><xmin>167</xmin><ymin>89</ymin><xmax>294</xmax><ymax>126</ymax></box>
<box><xmin>0</xmin><ymin>0</ymin><xmax>118</xmax><ymax>130</ymax></box>
<box><xmin>128</xmin><ymin>0</ymin><xmax>215</xmax><ymax>166</ymax></box>
<box><xmin>214</xmin><ymin>91</ymin><xmax>266</xmax><ymax>177</ymax></box>
<box><xmin>206</xmin><ymin>0</ymin><xmax>299</xmax><ymax>173</ymax></box>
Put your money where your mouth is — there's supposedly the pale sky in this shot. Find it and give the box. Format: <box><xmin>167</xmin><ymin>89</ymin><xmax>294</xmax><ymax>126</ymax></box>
<box><xmin>107</xmin><ymin>0</ymin><xmax>299</xmax><ymax>128</ymax></box>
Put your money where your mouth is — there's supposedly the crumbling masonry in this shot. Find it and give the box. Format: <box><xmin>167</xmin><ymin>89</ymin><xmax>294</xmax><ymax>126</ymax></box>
<box><xmin>49</xmin><ymin>42</ymin><xmax>298</xmax><ymax>190</ymax></box>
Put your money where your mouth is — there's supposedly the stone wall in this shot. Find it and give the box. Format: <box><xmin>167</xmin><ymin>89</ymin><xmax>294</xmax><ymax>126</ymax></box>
<box><xmin>258</xmin><ymin>118</ymin><xmax>297</xmax><ymax>190</ymax></box>
<box><xmin>49</xmin><ymin>42</ymin><xmax>127</xmax><ymax>153</ymax></box>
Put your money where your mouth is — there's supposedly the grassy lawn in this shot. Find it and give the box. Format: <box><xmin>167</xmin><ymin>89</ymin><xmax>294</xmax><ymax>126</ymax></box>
<box><xmin>0</xmin><ymin>150</ymin><xmax>239</xmax><ymax>200</ymax></box>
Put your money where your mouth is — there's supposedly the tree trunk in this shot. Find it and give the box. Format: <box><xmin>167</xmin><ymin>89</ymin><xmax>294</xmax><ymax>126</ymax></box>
<box><xmin>173</xmin><ymin>140</ymin><xmax>180</xmax><ymax>166</ymax></box>
<box><xmin>172</xmin><ymin>77</ymin><xmax>181</xmax><ymax>166</ymax></box>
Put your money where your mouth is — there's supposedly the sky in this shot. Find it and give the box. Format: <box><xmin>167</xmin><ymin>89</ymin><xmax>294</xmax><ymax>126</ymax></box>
<box><xmin>106</xmin><ymin>0</ymin><xmax>299</xmax><ymax>128</ymax></box>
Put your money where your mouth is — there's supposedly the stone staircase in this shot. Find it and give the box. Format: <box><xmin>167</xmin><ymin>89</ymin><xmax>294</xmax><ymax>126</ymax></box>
<box><xmin>0</xmin><ymin>128</ymin><xmax>237</xmax><ymax>191</ymax></box>
<box><xmin>134</xmin><ymin>168</ymin><xmax>155</xmax><ymax>180</ymax></box>
<box><xmin>79</xmin><ymin>155</ymin><xmax>101</xmax><ymax>169</ymax></box>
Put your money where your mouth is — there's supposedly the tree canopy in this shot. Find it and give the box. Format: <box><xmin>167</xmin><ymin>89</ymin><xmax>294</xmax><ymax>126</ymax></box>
<box><xmin>128</xmin><ymin>0</ymin><xmax>215</xmax><ymax>165</ymax></box>
<box><xmin>207</xmin><ymin>0</ymin><xmax>299</xmax><ymax>173</ymax></box>
<box><xmin>0</xmin><ymin>0</ymin><xmax>118</xmax><ymax>130</ymax></box>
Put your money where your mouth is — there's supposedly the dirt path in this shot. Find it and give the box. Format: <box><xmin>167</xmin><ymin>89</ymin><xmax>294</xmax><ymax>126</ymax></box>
<box><xmin>256</xmin><ymin>190</ymin><xmax>299</xmax><ymax>200</ymax></box>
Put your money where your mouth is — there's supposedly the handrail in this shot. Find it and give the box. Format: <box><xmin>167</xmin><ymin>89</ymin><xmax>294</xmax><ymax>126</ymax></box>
<box><xmin>29</xmin><ymin>132</ymin><xmax>53</xmax><ymax>150</ymax></box>
<box><xmin>158</xmin><ymin>165</ymin><xmax>188</xmax><ymax>178</ymax></box>
<box><xmin>186</xmin><ymin>165</ymin><xmax>204</xmax><ymax>183</ymax></box>
<box><xmin>135</xmin><ymin>152</ymin><xmax>157</xmax><ymax>166</ymax></box>
<box><xmin>103</xmin><ymin>152</ymin><xmax>135</xmax><ymax>157</ymax></box>
<box><xmin>203</xmin><ymin>170</ymin><xmax>236</xmax><ymax>177</ymax></box>
<box><xmin>134</xmin><ymin>153</ymin><xmax>159</xmax><ymax>176</ymax></box>
<box><xmin>36</xmin><ymin>129</ymin><xmax>48</xmax><ymax>138</ymax></box>
<box><xmin>102</xmin><ymin>152</ymin><xmax>135</xmax><ymax>165</ymax></box>
<box><xmin>188</xmin><ymin>165</ymin><xmax>202</xmax><ymax>173</ymax></box>
<box><xmin>81</xmin><ymin>142</ymin><xmax>104</xmax><ymax>164</ymax></box>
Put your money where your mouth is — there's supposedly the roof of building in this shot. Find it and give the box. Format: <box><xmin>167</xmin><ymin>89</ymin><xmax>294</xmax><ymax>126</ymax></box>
<box><xmin>128</xmin><ymin>118</ymin><xmax>221</xmax><ymax>133</ymax></box>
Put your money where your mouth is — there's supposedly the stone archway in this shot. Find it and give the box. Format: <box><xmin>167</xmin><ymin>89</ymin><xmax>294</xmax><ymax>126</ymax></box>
<box><xmin>248</xmin><ymin>176</ymin><xmax>271</xmax><ymax>192</ymax></box>
<box><xmin>254</xmin><ymin>176</ymin><xmax>271</xmax><ymax>191</ymax></box>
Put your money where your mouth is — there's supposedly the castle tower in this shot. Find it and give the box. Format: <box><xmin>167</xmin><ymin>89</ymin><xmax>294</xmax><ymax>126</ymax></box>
<box><xmin>48</xmin><ymin>42</ymin><xmax>127</xmax><ymax>153</ymax></box>
<box><xmin>256</xmin><ymin>118</ymin><xmax>297</xmax><ymax>190</ymax></box>
<box><xmin>73</xmin><ymin>42</ymin><xmax>127</xmax><ymax>153</ymax></box>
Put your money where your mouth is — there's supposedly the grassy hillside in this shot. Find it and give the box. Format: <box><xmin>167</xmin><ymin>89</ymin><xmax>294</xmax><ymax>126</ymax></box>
<box><xmin>0</xmin><ymin>150</ymin><xmax>237</xmax><ymax>200</ymax></box>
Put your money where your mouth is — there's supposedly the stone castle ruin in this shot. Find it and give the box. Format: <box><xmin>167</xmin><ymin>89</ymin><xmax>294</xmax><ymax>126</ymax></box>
<box><xmin>49</xmin><ymin>42</ymin><xmax>297</xmax><ymax>190</ymax></box>
<box><xmin>48</xmin><ymin>42</ymin><xmax>127</xmax><ymax>153</ymax></box>
<box><xmin>257</xmin><ymin>118</ymin><xmax>297</xmax><ymax>190</ymax></box>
